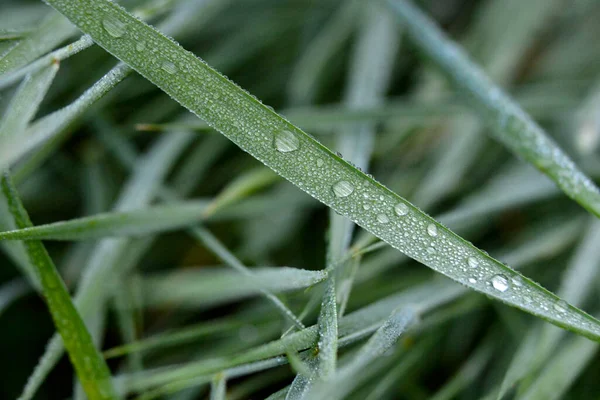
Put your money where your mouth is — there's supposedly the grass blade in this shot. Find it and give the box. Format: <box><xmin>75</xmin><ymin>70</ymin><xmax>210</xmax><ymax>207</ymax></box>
<box><xmin>0</xmin><ymin>11</ymin><xmax>76</xmax><ymax>74</ymax></box>
<box><xmin>0</xmin><ymin>172</ymin><xmax>116</xmax><ymax>399</ymax></box>
<box><xmin>386</xmin><ymin>0</ymin><xmax>600</xmax><ymax>218</ymax></box>
<box><xmin>140</xmin><ymin>267</ymin><xmax>327</xmax><ymax>308</ymax></box>
<box><xmin>42</xmin><ymin>0</ymin><xmax>600</xmax><ymax>343</ymax></box>
<box><xmin>0</xmin><ymin>201</ymin><xmax>209</xmax><ymax>241</ymax></box>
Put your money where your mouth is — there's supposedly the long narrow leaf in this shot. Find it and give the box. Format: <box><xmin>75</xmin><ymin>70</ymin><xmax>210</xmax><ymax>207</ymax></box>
<box><xmin>42</xmin><ymin>0</ymin><xmax>600</xmax><ymax>342</ymax></box>
<box><xmin>0</xmin><ymin>173</ymin><xmax>116</xmax><ymax>400</ymax></box>
<box><xmin>386</xmin><ymin>0</ymin><xmax>600</xmax><ymax>218</ymax></box>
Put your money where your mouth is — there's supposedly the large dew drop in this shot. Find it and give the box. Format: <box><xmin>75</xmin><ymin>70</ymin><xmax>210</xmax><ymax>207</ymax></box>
<box><xmin>102</xmin><ymin>16</ymin><xmax>127</xmax><ymax>38</ymax></box>
<box><xmin>274</xmin><ymin>130</ymin><xmax>299</xmax><ymax>153</ymax></box>
<box><xmin>491</xmin><ymin>274</ymin><xmax>509</xmax><ymax>292</ymax></box>
<box><xmin>427</xmin><ymin>223</ymin><xmax>438</xmax><ymax>237</ymax></box>
<box><xmin>332</xmin><ymin>180</ymin><xmax>354</xmax><ymax>198</ymax></box>
<box><xmin>554</xmin><ymin>300</ymin><xmax>568</xmax><ymax>313</ymax></box>
<box><xmin>377</xmin><ymin>214</ymin><xmax>390</xmax><ymax>224</ymax></box>
<box><xmin>394</xmin><ymin>203</ymin><xmax>408</xmax><ymax>216</ymax></box>
<box><xmin>467</xmin><ymin>257</ymin><xmax>479</xmax><ymax>268</ymax></box>
<box><xmin>161</xmin><ymin>60</ymin><xmax>178</xmax><ymax>75</ymax></box>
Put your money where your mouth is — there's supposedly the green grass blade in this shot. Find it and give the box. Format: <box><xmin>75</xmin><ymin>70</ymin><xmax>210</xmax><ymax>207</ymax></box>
<box><xmin>118</xmin><ymin>280</ymin><xmax>462</xmax><ymax>394</ymax></box>
<box><xmin>0</xmin><ymin>11</ymin><xmax>76</xmax><ymax>74</ymax></box>
<box><xmin>315</xmin><ymin>279</ymin><xmax>337</xmax><ymax>379</ymax></box>
<box><xmin>496</xmin><ymin>218</ymin><xmax>600</xmax><ymax>399</ymax></box>
<box><xmin>0</xmin><ymin>63</ymin><xmax>58</xmax><ymax>289</ymax></box>
<box><xmin>386</xmin><ymin>0</ymin><xmax>600</xmax><ymax>218</ymax></box>
<box><xmin>520</xmin><ymin>335</ymin><xmax>598</xmax><ymax>400</ymax></box>
<box><xmin>42</xmin><ymin>0</ymin><xmax>600</xmax><ymax>343</ymax></box>
<box><xmin>140</xmin><ymin>267</ymin><xmax>327</xmax><ymax>308</ymax></box>
<box><xmin>0</xmin><ymin>172</ymin><xmax>116</xmax><ymax>400</ymax></box>
<box><xmin>0</xmin><ymin>63</ymin><xmax>131</xmax><ymax>171</ymax></box>
<box><xmin>0</xmin><ymin>201</ymin><xmax>209</xmax><ymax>241</ymax></box>
<box><xmin>18</xmin><ymin>133</ymin><xmax>192</xmax><ymax>400</ymax></box>
<box><xmin>311</xmin><ymin>307</ymin><xmax>415</xmax><ymax>400</ymax></box>
<box><xmin>0</xmin><ymin>278</ymin><xmax>30</xmax><ymax>317</ymax></box>
<box><xmin>210</xmin><ymin>373</ymin><xmax>226</xmax><ymax>400</ymax></box>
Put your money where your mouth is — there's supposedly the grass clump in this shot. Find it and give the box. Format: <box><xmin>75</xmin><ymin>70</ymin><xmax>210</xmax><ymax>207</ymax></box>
<box><xmin>1</xmin><ymin>0</ymin><xmax>600</xmax><ymax>399</ymax></box>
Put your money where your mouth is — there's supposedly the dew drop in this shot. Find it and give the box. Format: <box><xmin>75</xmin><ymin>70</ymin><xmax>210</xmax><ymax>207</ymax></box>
<box><xmin>274</xmin><ymin>130</ymin><xmax>299</xmax><ymax>153</ymax></box>
<box><xmin>394</xmin><ymin>203</ymin><xmax>408</xmax><ymax>216</ymax></box>
<box><xmin>332</xmin><ymin>181</ymin><xmax>354</xmax><ymax>198</ymax></box>
<box><xmin>426</xmin><ymin>224</ymin><xmax>438</xmax><ymax>237</ymax></box>
<box><xmin>468</xmin><ymin>277</ymin><xmax>477</xmax><ymax>284</ymax></box>
<box><xmin>377</xmin><ymin>214</ymin><xmax>390</xmax><ymax>224</ymax></box>
<box><xmin>511</xmin><ymin>276</ymin><xmax>523</xmax><ymax>287</ymax></box>
<box><xmin>427</xmin><ymin>246</ymin><xmax>436</xmax><ymax>255</ymax></box>
<box><xmin>102</xmin><ymin>17</ymin><xmax>127</xmax><ymax>38</ymax></box>
<box><xmin>467</xmin><ymin>257</ymin><xmax>479</xmax><ymax>269</ymax></box>
<box><xmin>554</xmin><ymin>300</ymin><xmax>567</xmax><ymax>313</ymax></box>
<box><xmin>363</xmin><ymin>204</ymin><xmax>371</xmax><ymax>211</ymax></box>
<box><xmin>316</xmin><ymin>159</ymin><xmax>324</xmax><ymax>167</ymax></box>
<box><xmin>491</xmin><ymin>274</ymin><xmax>509</xmax><ymax>292</ymax></box>
<box><xmin>135</xmin><ymin>41</ymin><xmax>146</xmax><ymax>52</ymax></box>
<box><xmin>524</xmin><ymin>296</ymin><xmax>533</xmax><ymax>303</ymax></box>
<box><xmin>161</xmin><ymin>60</ymin><xmax>178</xmax><ymax>74</ymax></box>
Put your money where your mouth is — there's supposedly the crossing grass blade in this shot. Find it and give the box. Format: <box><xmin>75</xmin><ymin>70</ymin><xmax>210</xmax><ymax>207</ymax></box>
<box><xmin>0</xmin><ymin>173</ymin><xmax>116</xmax><ymax>400</ymax></box>
<box><xmin>385</xmin><ymin>0</ymin><xmax>600</xmax><ymax>218</ymax></box>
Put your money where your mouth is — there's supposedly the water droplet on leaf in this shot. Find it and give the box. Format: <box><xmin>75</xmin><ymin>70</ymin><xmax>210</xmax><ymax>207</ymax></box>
<box><xmin>102</xmin><ymin>16</ymin><xmax>127</xmax><ymax>38</ymax></box>
<box><xmin>491</xmin><ymin>274</ymin><xmax>509</xmax><ymax>292</ymax></box>
<box><xmin>274</xmin><ymin>129</ymin><xmax>299</xmax><ymax>153</ymax></box>
<box><xmin>394</xmin><ymin>203</ymin><xmax>408</xmax><ymax>216</ymax></box>
<box><xmin>427</xmin><ymin>224</ymin><xmax>438</xmax><ymax>237</ymax></box>
<box><xmin>332</xmin><ymin>181</ymin><xmax>354</xmax><ymax>198</ymax></box>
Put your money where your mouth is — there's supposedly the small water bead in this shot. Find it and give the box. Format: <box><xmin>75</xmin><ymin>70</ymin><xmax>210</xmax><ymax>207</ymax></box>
<box><xmin>161</xmin><ymin>60</ymin><xmax>178</xmax><ymax>74</ymax></box>
<box><xmin>554</xmin><ymin>300</ymin><xmax>568</xmax><ymax>313</ymax></box>
<box><xmin>467</xmin><ymin>257</ymin><xmax>479</xmax><ymax>269</ymax></box>
<box><xmin>332</xmin><ymin>181</ymin><xmax>354</xmax><ymax>198</ymax></box>
<box><xmin>491</xmin><ymin>274</ymin><xmax>510</xmax><ymax>292</ymax></box>
<box><xmin>102</xmin><ymin>16</ymin><xmax>128</xmax><ymax>38</ymax></box>
<box><xmin>274</xmin><ymin>130</ymin><xmax>299</xmax><ymax>153</ymax></box>
<box><xmin>316</xmin><ymin>159</ymin><xmax>324</xmax><ymax>167</ymax></box>
<box><xmin>524</xmin><ymin>296</ymin><xmax>533</xmax><ymax>303</ymax></box>
<box><xmin>468</xmin><ymin>277</ymin><xmax>477</xmax><ymax>284</ymax></box>
<box><xmin>427</xmin><ymin>247</ymin><xmax>436</xmax><ymax>255</ymax></box>
<box><xmin>511</xmin><ymin>276</ymin><xmax>523</xmax><ymax>287</ymax></box>
<box><xmin>394</xmin><ymin>203</ymin><xmax>408</xmax><ymax>216</ymax></box>
<box><xmin>426</xmin><ymin>224</ymin><xmax>438</xmax><ymax>237</ymax></box>
<box><xmin>135</xmin><ymin>41</ymin><xmax>146</xmax><ymax>52</ymax></box>
<box><xmin>363</xmin><ymin>204</ymin><xmax>371</xmax><ymax>211</ymax></box>
<box><xmin>377</xmin><ymin>214</ymin><xmax>390</xmax><ymax>224</ymax></box>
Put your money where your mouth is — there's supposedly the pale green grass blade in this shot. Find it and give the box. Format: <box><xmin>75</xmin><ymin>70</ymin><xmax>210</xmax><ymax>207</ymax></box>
<box><xmin>0</xmin><ymin>35</ymin><xmax>94</xmax><ymax>90</ymax></box>
<box><xmin>0</xmin><ymin>173</ymin><xmax>116</xmax><ymax>400</ymax></box>
<box><xmin>575</xmin><ymin>79</ymin><xmax>600</xmax><ymax>155</ymax></box>
<box><xmin>117</xmin><ymin>280</ymin><xmax>462</xmax><ymax>394</ymax></box>
<box><xmin>187</xmin><ymin>226</ymin><xmax>306</xmax><ymax>329</ymax></box>
<box><xmin>429</xmin><ymin>337</ymin><xmax>494</xmax><ymax>400</ymax></box>
<box><xmin>315</xmin><ymin>280</ymin><xmax>337</xmax><ymax>379</ymax></box>
<box><xmin>140</xmin><ymin>267</ymin><xmax>327</xmax><ymax>308</ymax></box>
<box><xmin>0</xmin><ymin>63</ymin><xmax>132</xmax><ymax>171</ymax></box>
<box><xmin>18</xmin><ymin>133</ymin><xmax>192</xmax><ymax>400</ymax></box>
<box><xmin>287</xmin><ymin>0</ymin><xmax>359</xmax><ymax>105</ymax></box>
<box><xmin>0</xmin><ymin>12</ymin><xmax>76</xmax><ymax>74</ymax></box>
<box><xmin>210</xmin><ymin>373</ymin><xmax>226</xmax><ymax>400</ymax></box>
<box><xmin>495</xmin><ymin>217</ymin><xmax>600</xmax><ymax>399</ymax></box>
<box><xmin>42</xmin><ymin>0</ymin><xmax>600</xmax><ymax>343</ymax></box>
<box><xmin>520</xmin><ymin>335</ymin><xmax>598</xmax><ymax>400</ymax></box>
<box><xmin>311</xmin><ymin>307</ymin><xmax>415</xmax><ymax>400</ymax></box>
<box><xmin>0</xmin><ymin>63</ymin><xmax>58</xmax><ymax>289</ymax></box>
<box><xmin>204</xmin><ymin>168</ymin><xmax>279</xmax><ymax>217</ymax></box>
<box><xmin>0</xmin><ymin>278</ymin><xmax>30</xmax><ymax>317</ymax></box>
<box><xmin>0</xmin><ymin>201</ymin><xmax>209</xmax><ymax>241</ymax></box>
<box><xmin>0</xmin><ymin>28</ymin><xmax>30</xmax><ymax>41</ymax></box>
<box><xmin>286</xmin><ymin>354</ymin><xmax>318</xmax><ymax>400</ymax></box>
<box><xmin>0</xmin><ymin>63</ymin><xmax>58</xmax><ymax>138</ymax></box>
<box><xmin>386</xmin><ymin>0</ymin><xmax>600</xmax><ymax>218</ymax></box>
<box><xmin>103</xmin><ymin>318</ymin><xmax>248</xmax><ymax>359</ymax></box>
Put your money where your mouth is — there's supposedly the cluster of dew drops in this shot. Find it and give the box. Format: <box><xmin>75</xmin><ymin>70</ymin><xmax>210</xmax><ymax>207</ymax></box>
<box><xmin>270</xmin><ymin>128</ymin><xmax>585</xmax><ymax>326</ymax></box>
<box><xmin>97</xmin><ymin>9</ymin><xmax>589</xmax><ymax>332</ymax></box>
